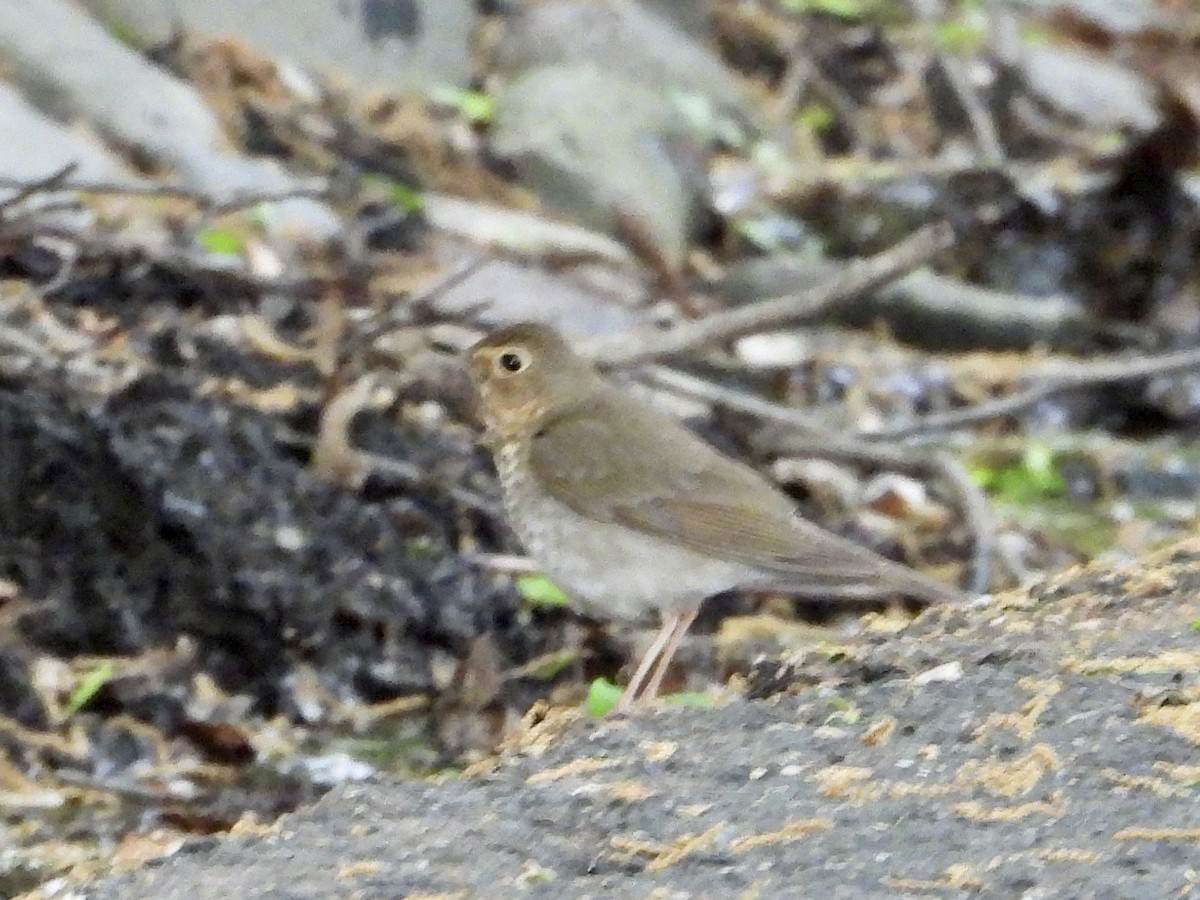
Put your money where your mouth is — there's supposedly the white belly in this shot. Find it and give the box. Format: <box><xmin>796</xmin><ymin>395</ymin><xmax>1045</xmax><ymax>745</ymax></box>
<box><xmin>498</xmin><ymin>446</ymin><xmax>745</xmax><ymax>623</ymax></box>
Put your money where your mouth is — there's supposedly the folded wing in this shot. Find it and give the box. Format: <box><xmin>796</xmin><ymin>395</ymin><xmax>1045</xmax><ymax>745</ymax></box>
<box><xmin>530</xmin><ymin>395</ymin><xmax>962</xmax><ymax>603</ymax></box>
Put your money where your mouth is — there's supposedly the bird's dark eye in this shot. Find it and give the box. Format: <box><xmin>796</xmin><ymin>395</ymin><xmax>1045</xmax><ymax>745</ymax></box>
<box><xmin>498</xmin><ymin>351</ymin><xmax>525</xmax><ymax>373</ymax></box>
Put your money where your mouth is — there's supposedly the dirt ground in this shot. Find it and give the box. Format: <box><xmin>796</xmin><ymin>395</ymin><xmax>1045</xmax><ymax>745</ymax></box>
<box><xmin>75</xmin><ymin>540</ymin><xmax>1200</xmax><ymax>899</ymax></box>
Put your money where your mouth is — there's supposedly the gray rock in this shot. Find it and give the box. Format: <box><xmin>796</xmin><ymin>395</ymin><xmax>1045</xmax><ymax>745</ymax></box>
<box><xmin>0</xmin><ymin>0</ymin><xmax>341</xmax><ymax>241</ymax></box>
<box><xmin>1019</xmin><ymin>42</ymin><xmax>1160</xmax><ymax>133</ymax></box>
<box><xmin>422</xmin><ymin>193</ymin><xmax>634</xmax><ymax>266</ymax></box>
<box><xmin>638</xmin><ymin>0</ymin><xmax>713</xmax><ymax>35</ymax></box>
<box><xmin>1031</xmin><ymin>0</ymin><xmax>1170</xmax><ymax>35</ymax></box>
<box><xmin>431</xmin><ymin>253</ymin><xmax>641</xmax><ymax>339</ymax></box>
<box><xmin>491</xmin><ymin>62</ymin><xmax>707</xmax><ymax>268</ymax></box>
<box><xmin>0</xmin><ymin>83</ymin><xmax>130</xmax><ymax>183</ymax></box>
<box><xmin>80</xmin><ymin>0</ymin><xmax>476</xmax><ymax>90</ymax></box>
<box><xmin>495</xmin><ymin>0</ymin><xmax>751</xmax><ymax>128</ymax></box>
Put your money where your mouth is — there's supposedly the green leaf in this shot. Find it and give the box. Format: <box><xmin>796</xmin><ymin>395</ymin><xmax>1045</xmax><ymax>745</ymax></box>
<box><xmin>663</xmin><ymin>691</ymin><xmax>714</xmax><ymax>709</ymax></box>
<box><xmin>528</xmin><ymin>648</ymin><xmax>578</xmax><ymax>680</ymax></box>
<box><xmin>1191</xmin><ymin>619</ymin><xmax>1200</xmax><ymax>633</ymax></box>
<box><xmin>65</xmin><ymin>661</ymin><xmax>115</xmax><ymax>716</ymax></box>
<box><xmin>428</xmin><ymin>86</ymin><xmax>495</xmax><ymax>124</ymax></box>
<box><xmin>586</xmin><ymin>677</ymin><xmax>624</xmax><ymax>717</ymax></box>
<box><xmin>104</xmin><ymin>18</ymin><xmax>145</xmax><ymax>49</ymax></box>
<box><xmin>784</xmin><ymin>0</ymin><xmax>866</xmax><ymax>20</ymax></box>
<box><xmin>386</xmin><ymin>182</ymin><xmax>424</xmax><ymax>214</ymax></box>
<box><xmin>824</xmin><ymin>695</ymin><xmax>861</xmax><ymax>724</ymax></box>
<box><xmin>934</xmin><ymin>20</ymin><xmax>985</xmax><ymax>53</ymax></box>
<box><xmin>734</xmin><ymin>217</ymin><xmax>798</xmax><ymax>253</ymax></box>
<box><xmin>1018</xmin><ymin>23</ymin><xmax>1054</xmax><ymax>46</ymax></box>
<box><xmin>516</xmin><ymin>574</ymin><xmax>570</xmax><ymax>609</ymax></box>
<box><xmin>198</xmin><ymin>227</ymin><xmax>245</xmax><ymax>256</ymax></box>
<box><xmin>586</xmin><ymin>678</ymin><xmax>712</xmax><ymax>715</ymax></box>
<box><xmin>972</xmin><ymin>445</ymin><xmax>1067</xmax><ymax>505</ymax></box>
<box><xmin>404</xmin><ymin>535</ymin><xmax>436</xmax><ymax>559</ymax></box>
<box><xmin>796</xmin><ymin>103</ymin><xmax>835</xmax><ymax>135</ymax></box>
<box><xmin>968</xmin><ymin>462</ymin><xmax>997</xmax><ymax>489</ymax></box>
<box><xmin>360</xmin><ymin>174</ymin><xmax>424</xmax><ymax>213</ymax></box>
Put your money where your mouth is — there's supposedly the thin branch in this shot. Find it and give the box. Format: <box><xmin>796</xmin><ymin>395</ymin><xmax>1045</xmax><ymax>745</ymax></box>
<box><xmin>22</xmin><ymin>222</ymin><xmax>322</xmax><ymax>297</ymax></box>
<box><xmin>465</xmin><ymin>552</ymin><xmax>541</xmax><ymax>575</ymax></box>
<box><xmin>909</xmin><ymin>0</ymin><xmax>1004</xmax><ymax>166</ymax></box>
<box><xmin>358</xmin><ymin>450</ymin><xmax>499</xmax><ymax>516</ymax></box>
<box><xmin>584</xmin><ymin>221</ymin><xmax>955</xmax><ymax>367</ymax></box>
<box><xmin>638</xmin><ymin>365</ymin><xmax>824</xmax><ymax>433</ymax></box>
<box><xmin>0</xmin><ymin>169</ymin><xmax>330</xmax><ymax>215</ymax></box>
<box><xmin>406</xmin><ymin>254</ymin><xmax>489</xmax><ymax>315</ymax></box>
<box><xmin>859</xmin><ymin>345</ymin><xmax>1200</xmax><ymax>439</ymax></box>
<box><xmin>930</xmin><ymin>450</ymin><xmax>993</xmax><ymax>594</ymax></box>
<box><xmin>0</xmin><ymin>163</ymin><xmax>78</xmax><ymax>213</ymax></box>
<box><xmin>937</xmin><ymin>53</ymin><xmax>1006</xmax><ymax>166</ymax></box>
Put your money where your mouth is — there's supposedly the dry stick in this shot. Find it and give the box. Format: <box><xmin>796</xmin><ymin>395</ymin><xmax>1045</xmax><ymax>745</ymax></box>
<box><xmin>0</xmin><ymin>163</ymin><xmax>79</xmax><ymax>213</ymax></box>
<box><xmin>930</xmin><ymin>450</ymin><xmax>993</xmax><ymax>595</ymax></box>
<box><xmin>0</xmin><ymin>169</ymin><xmax>330</xmax><ymax>213</ymax></box>
<box><xmin>638</xmin><ymin>365</ymin><xmax>824</xmax><ymax>433</ymax></box>
<box><xmin>585</xmin><ymin>221</ymin><xmax>955</xmax><ymax>367</ymax></box>
<box><xmin>772</xmin><ymin>37</ymin><xmax>872</xmax><ymax>152</ymax></box>
<box><xmin>937</xmin><ymin>53</ymin><xmax>1006</xmax><ymax>166</ymax></box>
<box><xmin>358</xmin><ymin>450</ymin><xmax>499</xmax><ymax>516</ymax></box>
<box><xmin>909</xmin><ymin>0</ymin><xmax>1005</xmax><ymax>167</ymax></box>
<box><xmin>25</xmin><ymin>223</ymin><xmax>320</xmax><ymax>296</ymax></box>
<box><xmin>183</xmin><ymin>181</ymin><xmax>333</xmax><ymax>245</ymax></box>
<box><xmin>859</xmin><ymin>345</ymin><xmax>1200</xmax><ymax>440</ymax></box>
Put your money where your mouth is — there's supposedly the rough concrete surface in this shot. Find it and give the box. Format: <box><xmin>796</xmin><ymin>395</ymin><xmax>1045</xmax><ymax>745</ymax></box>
<box><xmin>79</xmin><ymin>543</ymin><xmax>1200</xmax><ymax>899</ymax></box>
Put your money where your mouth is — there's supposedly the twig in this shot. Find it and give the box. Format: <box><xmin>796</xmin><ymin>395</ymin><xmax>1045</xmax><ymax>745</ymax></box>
<box><xmin>0</xmin><ymin>169</ymin><xmax>330</xmax><ymax>215</ymax></box>
<box><xmin>909</xmin><ymin>0</ymin><xmax>1004</xmax><ymax>166</ymax></box>
<box><xmin>859</xmin><ymin>345</ymin><xmax>1200</xmax><ymax>439</ymax></box>
<box><xmin>406</xmin><ymin>254</ymin><xmax>489</xmax><ymax>316</ymax></box>
<box><xmin>464</xmin><ymin>552</ymin><xmax>541</xmax><ymax>575</ymax></box>
<box><xmin>0</xmin><ymin>163</ymin><xmax>78</xmax><ymax>214</ymax></box>
<box><xmin>358</xmin><ymin>450</ymin><xmax>499</xmax><ymax>516</ymax></box>
<box><xmin>774</xmin><ymin>38</ymin><xmax>874</xmax><ymax>152</ymax></box>
<box><xmin>310</xmin><ymin>374</ymin><xmax>382</xmax><ymax>488</ymax></box>
<box><xmin>930</xmin><ymin>450</ymin><xmax>993</xmax><ymax>594</ymax></box>
<box><xmin>0</xmin><ymin>324</ymin><xmax>59</xmax><ymax>365</ymax></box>
<box><xmin>202</xmin><ymin>184</ymin><xmax>332</xmax><ymax>216</ymax></box>
<box><xmin>275</xmin><ymin>415</ymin><xmax>499</xmax><ymax>516</ymax></box>
<box><xmin>937</xmin><ymin>53</ymin><xmax>1005</xmax><ymax>166</ymax></box>
<box><xmin>584</xmin><ymin>222</ymin><xmax>955</xmax><ymax>367</ymax></box>
<box><xmin>55</xmin><ymin>769</ymin><xmax>199</xmax><ymax>805</ymax></box>
<box><xmin>638</xmin><ymin>365</ymin><xmax>824</xmax><ymax>433</ymax></box>
<box><xmin>23</xmin><ymin>223</ymin><xmax>322</xmax><ymax>297</ymax></box>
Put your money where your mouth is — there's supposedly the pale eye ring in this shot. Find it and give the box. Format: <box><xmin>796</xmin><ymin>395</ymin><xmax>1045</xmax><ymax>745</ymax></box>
<box><xmin>495</xmin><ymin>348</ymin><xmax>528</xmax><ymax>374</ymax></box>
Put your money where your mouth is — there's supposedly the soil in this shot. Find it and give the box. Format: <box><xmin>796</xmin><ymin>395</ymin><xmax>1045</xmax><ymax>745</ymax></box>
<box><xmin>77</xmin><ymin>541</ymin><xmax>1200</xmax><ymax>899</ymax></box>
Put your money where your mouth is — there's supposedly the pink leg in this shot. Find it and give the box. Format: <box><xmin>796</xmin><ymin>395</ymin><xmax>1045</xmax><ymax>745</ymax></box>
<box><xmin>639</xmin><ymin>608</ymin><xmax>699</xmax><ymax>705</ymax></box>
<box><xmin>615</xmin><ymin>613</ymin><xmax>680</xmax><ymax>714</ymax></box>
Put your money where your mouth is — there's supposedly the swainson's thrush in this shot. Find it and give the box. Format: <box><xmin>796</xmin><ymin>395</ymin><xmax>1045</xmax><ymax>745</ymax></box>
<box><xmin>469</xmin><ymin>323</ymin><xmax>963</xmax><ymax>712</ymax></box>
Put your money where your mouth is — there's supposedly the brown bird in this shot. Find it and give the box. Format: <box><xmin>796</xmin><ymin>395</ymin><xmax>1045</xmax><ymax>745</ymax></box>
<box><xmin>468</xmin><ymin>323</ymin><xmax>964</xmax><ymax>713</ymax></box>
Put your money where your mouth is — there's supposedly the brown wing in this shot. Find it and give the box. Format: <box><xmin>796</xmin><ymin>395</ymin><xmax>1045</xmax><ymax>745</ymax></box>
<box><xmin>529</xmin><ymin>394</ymin><xmax>962</xmax><ymax>603</ymax></box>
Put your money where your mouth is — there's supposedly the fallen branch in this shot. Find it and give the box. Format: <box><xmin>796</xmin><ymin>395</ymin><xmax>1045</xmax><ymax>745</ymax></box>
<box><xmin>0</xmin><ymin>163</ymin><xmax>79</xmax><ymax>214</ymax></box>
<box><xmin>584</xmin><ymin>221</ymin><xmax>955</xmax><ymax>367</ymax></box>
<box><xmin>910</xmin><ymin>0</ymin><xmax>1005</xmax><ymax>167</ymax></box>
<box><xmin>0</xmin><ymin>166</ymin><xmax>330</xmax><ymax>215</ymax></box>
<box><xmin>637</xmin><ymin>365</ymin><xmax>824</xmax><ymax>433</ymax></box>
<box><xmin>859</xmin><ymin>345</ymin><xmax>1200</xmax><ymax>439</ymax></box>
